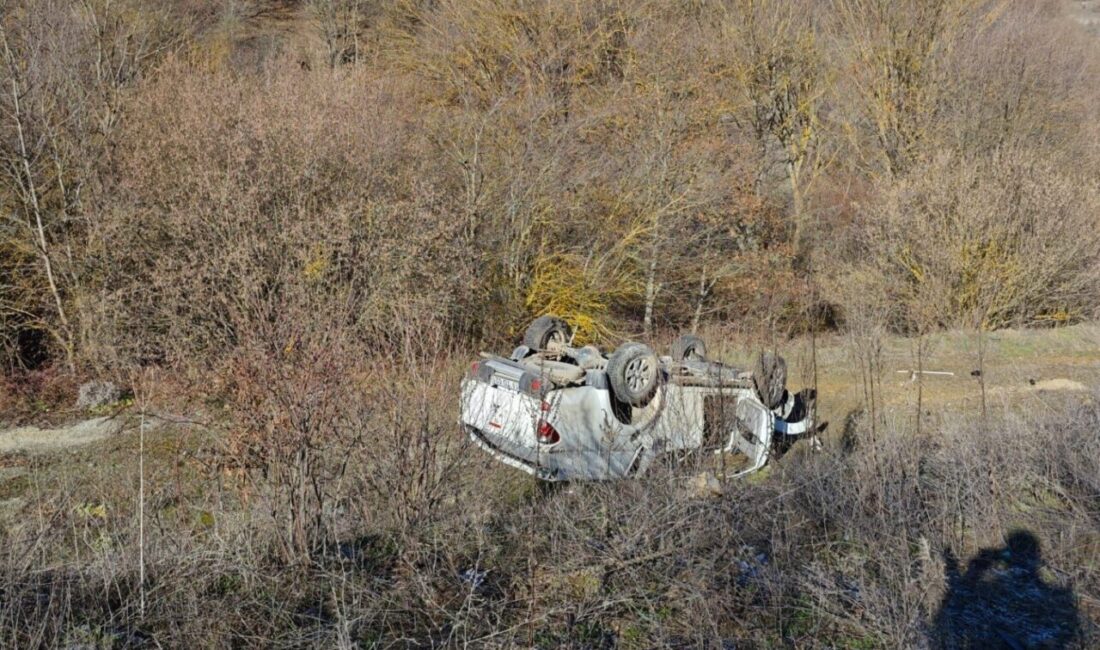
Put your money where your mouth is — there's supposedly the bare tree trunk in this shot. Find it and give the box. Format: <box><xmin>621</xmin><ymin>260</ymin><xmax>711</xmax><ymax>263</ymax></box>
<box><xmin>135</xmin><ymin>371</ymin><xmax>148</xmax><ymax>620</ymax></box>
<box><xmin>643</xmin><ymin>242</ymin><xmax>660</xmax><ymax>338</ymax></box>
<box><xmin>916</xmin><ymin>331</ymin><xmax>924</xmax><ymax>438</ymax></box>
<box><xmin>787</xmin><ymin>159</ymin><xmax>809</xmax><ymax>268</ymax></box>
<box><xmin>690</xmin><ymin>266</ymin><xmax>708</xmax><ymax>334</ymax></box>
<box><xmin>976</xmin><ymin>325</ymin><xmax>987</xmax><ymax>430</ymax></box>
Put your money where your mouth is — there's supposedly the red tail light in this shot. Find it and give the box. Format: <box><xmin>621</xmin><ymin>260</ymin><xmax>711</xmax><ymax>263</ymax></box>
<box><xmin>536</xmin><ymin>420</ymin><xmax>560</xmax><ymax>445</ymax></box>
<box><xmin>469</xmin><ymin>361</ymin><xmax>480</xmax><ymax>377</ymax></box>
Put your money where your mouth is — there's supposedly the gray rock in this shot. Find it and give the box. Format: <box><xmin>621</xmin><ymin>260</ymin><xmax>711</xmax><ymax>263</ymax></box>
<box><xmin>76</xmin><ymin>381</ymin><xmax>120</xmax><ymax>410</ymax></box>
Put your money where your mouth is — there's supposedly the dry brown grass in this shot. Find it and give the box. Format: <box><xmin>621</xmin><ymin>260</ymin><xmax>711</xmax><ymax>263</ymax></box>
<box><xmin>0</xmin><ymin>351</ymin><xmax>1096</xmax><ymax>646</ymax></box>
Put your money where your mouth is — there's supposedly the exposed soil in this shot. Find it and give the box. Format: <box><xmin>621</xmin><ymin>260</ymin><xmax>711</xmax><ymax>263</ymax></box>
<box><xmin>0</xmin><ymin>416</ymin><xmax>121</xmax><ymax>454</ymax></box>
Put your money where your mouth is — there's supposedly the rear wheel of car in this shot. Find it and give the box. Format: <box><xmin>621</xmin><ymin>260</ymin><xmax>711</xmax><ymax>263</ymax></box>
<box><xmin>523</xmin><ymin>315</ymin><xmax>572</xmax><ymax>351</ymax></box>
<box><xmin>671</xmin><ymin>334</ymin><xmax>707</xmax><ymax>361</ymax></box>
<box><xmin>753</xmin><ymin>351</ymin><xmax>787</xmax><ymax>410</ymax></box>
<box><xmin>608</xmin><ymin>342</ymin><xmax>660</xmax><ymax>407</ymax></box>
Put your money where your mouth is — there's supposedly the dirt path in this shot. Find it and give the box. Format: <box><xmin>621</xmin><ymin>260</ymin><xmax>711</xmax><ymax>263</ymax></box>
<box><xmin>805</xmin><ymin>324</ymin><xmax>1100</xmax><ymax>430</ymax></box>
<box><xmin>0</xmin><ymin>416</ymin><xmax>121</xmax><ymax>454</ymax></box>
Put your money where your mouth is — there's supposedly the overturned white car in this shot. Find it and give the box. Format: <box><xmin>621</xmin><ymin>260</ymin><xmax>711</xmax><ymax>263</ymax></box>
<box><xmin>460</xmin><ymin>316</ymin><xmax>816</xmax><ymax>481</ymax></box>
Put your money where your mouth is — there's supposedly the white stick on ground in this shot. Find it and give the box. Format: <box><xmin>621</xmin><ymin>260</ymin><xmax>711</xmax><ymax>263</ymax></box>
<box><xmin>896</xmin><ymin>370</ymin><xmax>955</xmax><ymax>383</ymax></box>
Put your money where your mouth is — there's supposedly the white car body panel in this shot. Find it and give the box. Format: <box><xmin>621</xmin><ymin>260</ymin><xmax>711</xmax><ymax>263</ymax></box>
<box><xmin>460</xmin><ymin>360</ymin><xmax>802</xmax><ymax>481</ymax></box>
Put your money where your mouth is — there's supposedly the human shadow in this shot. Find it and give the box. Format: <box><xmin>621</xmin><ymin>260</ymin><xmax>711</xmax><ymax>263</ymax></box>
<box><xmin>931</xmin><ymin>530</ymin><xmax>1081</xmax><ymax>649</ymax></box>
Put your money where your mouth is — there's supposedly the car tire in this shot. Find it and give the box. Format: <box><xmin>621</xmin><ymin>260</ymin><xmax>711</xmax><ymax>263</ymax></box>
<box><xmin>671</xmin><ymin>334</ymin><xmax>707</xmax><ymax>361</ymax></box>
<box><xmin>753</xmin><ymin>352</ymin><xmax>787</xmax><ymax>410</ymax></box>
<box><xmin>523</xmin><ymin>315</ymin><xmax>572</xmax><ymax>351</ymax></box>
<box><xmin>608</xmin><ymin>342</ymin><xmax>660</xmax><ymax>407</ymax></box>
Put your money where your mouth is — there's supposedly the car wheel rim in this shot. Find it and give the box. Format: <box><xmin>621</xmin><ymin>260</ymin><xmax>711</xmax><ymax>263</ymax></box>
<box><xmin>625</xmin><ymin>357</ymin><xmax>653</xmax><ymax>392</ymax></box>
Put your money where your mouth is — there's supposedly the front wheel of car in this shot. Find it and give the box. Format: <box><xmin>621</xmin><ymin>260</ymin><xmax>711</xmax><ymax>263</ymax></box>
<box><xmin>608</xmin><ymin>342</ymin><xmax>660</xmax><ymax>407</ymax></box>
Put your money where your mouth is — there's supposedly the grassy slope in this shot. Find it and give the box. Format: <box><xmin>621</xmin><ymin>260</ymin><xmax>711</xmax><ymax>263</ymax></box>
<box><xmin>0</xmin><ymin>324</ymin><xmax>1096</xmax><ymax>645</ymax></box>
<box><xmin>695</xmin><ymin>322</ymin><xmax>1100</xmax><ymax>439</ymax></box>
<box><xmin>3</xmin><ymin>323</ymin><xmax>1097</xmax><ymax>526</ymax></box>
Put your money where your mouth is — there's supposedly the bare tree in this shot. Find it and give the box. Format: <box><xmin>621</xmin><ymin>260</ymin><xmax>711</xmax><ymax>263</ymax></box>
<box><xmin>0</xmin><ymin>25</ymin><xmax>79</xmax><ymax>369</ymax></box>
<box><xmin>311</xmin><ymin>0</ymin><xmax>373</xmax><ymax>67</ymax></box>
<box><xmin>0</xmin><ymin>0</ymin><xmax>179</xmax><ymax>370</ymax></box>
<box><xmin>724</xmin><ymin>0</ymin><xmax>830</xmax><ymax>265</ymax></box>
<box><xmin>833</xmin><ymin>0</ymin><xmax>976</xmax><ymax>176</ymax></box>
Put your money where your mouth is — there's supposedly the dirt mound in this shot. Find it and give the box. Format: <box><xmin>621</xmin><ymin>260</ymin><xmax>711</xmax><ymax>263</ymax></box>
<box><xmin>1030</xmin><ymin>378</ymin><xmax>1088</xmax><ymax>392</ymax></box>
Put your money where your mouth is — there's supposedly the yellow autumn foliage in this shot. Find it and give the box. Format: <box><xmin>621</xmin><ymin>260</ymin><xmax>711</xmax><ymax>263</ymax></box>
<box><xmin>303</xmin><ymin>245</ymin><xmax>329</xmax><ymax>282</ymax></box>
<box><xmin>523</xmin><ymin>251</ymin><xmax>641</xmax><ymax>344</ymax></box>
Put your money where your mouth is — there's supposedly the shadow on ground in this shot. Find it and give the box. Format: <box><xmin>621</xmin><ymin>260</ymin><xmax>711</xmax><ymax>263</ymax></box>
<box><xmin>931</xmin><ymin>530</ymin><xmax>1080</xmax><ymax>649</ymax></box>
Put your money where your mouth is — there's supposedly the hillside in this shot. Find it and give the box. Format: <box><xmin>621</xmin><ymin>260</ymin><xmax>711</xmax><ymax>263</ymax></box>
<box><xmin>0</xmin><ymin>0</ymin><xmax>1098</xmax><ymax>647</ymax></box>
<box><xmin>1</xmin><ymin>323</ymin><xmax>1097</xmax><ymax>647</ymax></box>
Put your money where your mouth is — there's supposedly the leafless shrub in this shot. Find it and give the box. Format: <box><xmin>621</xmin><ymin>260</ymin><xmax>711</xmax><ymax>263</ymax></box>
<box><xmin>828</xmin><ymin>150</ymin><xmax>1100</xmax><ymax>332</ymax></box>
<box><xmin>0</xmin><ymin>385</ymin><xmax>1096</xmax><ymax>646</ymax></box>
<box><xmin>220</xmin><ymin>295</ymin><xmax>363</xmax><ymax>563</ymax></box>
<box><xmin>98</xmin><ymin>62</ymin><xmax>476</xmax><ymax>366</ymax></box>
<box><xmin>350</xmin><ymin>330</ymin><xmax>474</xmax><ymax>539</ymax></box>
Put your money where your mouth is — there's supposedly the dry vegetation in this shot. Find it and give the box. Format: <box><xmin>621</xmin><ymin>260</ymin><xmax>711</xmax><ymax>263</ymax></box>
<box><xmin>0</xmin><ymin>0</ymin><xmax>1098</xmax><ymax>647</ymax></box>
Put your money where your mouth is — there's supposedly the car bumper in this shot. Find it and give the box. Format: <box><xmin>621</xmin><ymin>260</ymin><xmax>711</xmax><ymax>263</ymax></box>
<box><xmin>466</xmin><ymin>424</ymin><xmax>561</xmax><ymax>480</ymax></box>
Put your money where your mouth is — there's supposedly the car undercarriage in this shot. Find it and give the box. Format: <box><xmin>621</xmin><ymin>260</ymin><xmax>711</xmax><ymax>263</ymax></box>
<box><xmin>460</xmin><ymin>316</ymin><xmax>816</xmax><ymax>481</ymax></box>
